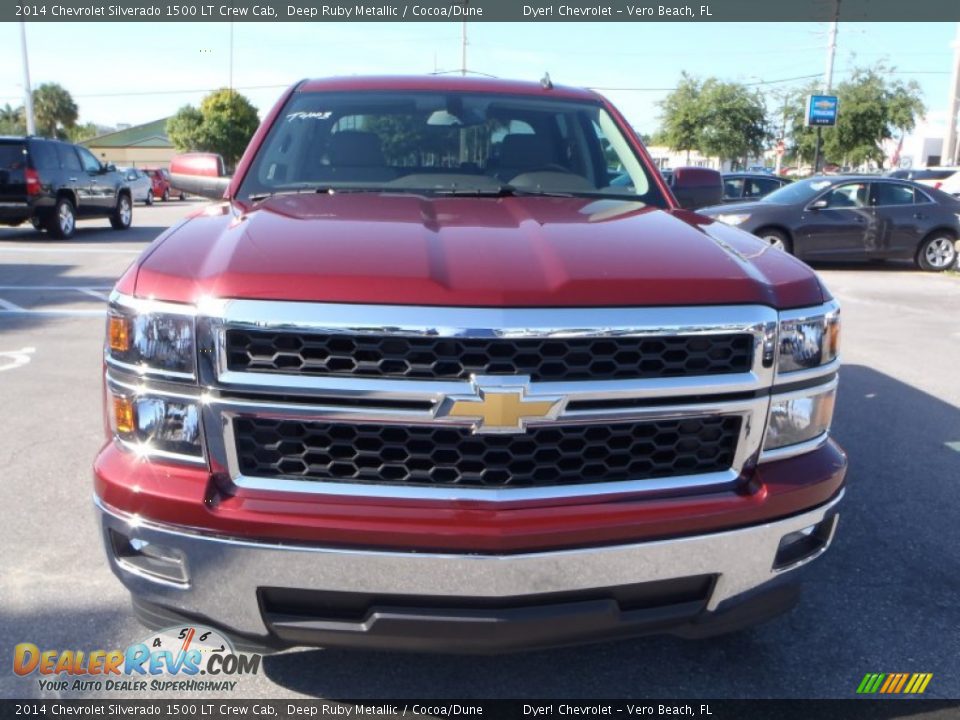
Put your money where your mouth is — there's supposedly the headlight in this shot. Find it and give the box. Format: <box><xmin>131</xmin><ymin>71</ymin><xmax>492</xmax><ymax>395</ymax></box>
<box><xmin>107</xmin><ymin>305</ymin><xmax>196</xmax><ymax>376</ymax></box>
<box><xmin>764</xmin><ymin>384</ymin><xmax>836</xmax><ymax>451</ymax></box>
<box><xmin>777</xmin><ymin>304</ymin><xmax>840</xmax><ymax>374</ymax></box>
<box><xmin>716</xmin><ymin>213</ymin><xmax>751</xmax><ymax>226</ymax></box>
<box><xmin>109</xmin><ymin>392</ymin><xmax>203</xmax><ymax>460</ymax></box>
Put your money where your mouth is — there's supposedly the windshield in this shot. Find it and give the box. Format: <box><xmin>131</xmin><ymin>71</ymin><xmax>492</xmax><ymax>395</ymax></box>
<box><xmin>238</xmin><ymin>91</ymin><xmax>665</xmax><ymax>205</ymax></box>
<box><xmin>760</xmin><ymin>177</ymin><xmax>835</xmax><ymax>204</ymax></box>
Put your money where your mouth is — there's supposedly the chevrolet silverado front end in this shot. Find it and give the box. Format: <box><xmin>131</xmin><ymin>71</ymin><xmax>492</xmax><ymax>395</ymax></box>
<box><xmin>94</xmin><ymin>76</ymin><xmax>846</xmax><ymax>653</ymax></box>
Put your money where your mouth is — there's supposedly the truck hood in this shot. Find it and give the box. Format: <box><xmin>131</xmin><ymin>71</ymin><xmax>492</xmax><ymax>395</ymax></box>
<box><xmin>133</xmin><ymin>194</ymin><xmax>824</xmax><ymax>308</ymax></box>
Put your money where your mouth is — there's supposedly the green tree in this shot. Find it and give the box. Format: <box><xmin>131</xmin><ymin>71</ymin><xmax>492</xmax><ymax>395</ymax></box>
<box><xmin>696</xmin><ymin>79</ymin><xmax>769</xmax><ymax>167</ymax></box>
<box><xmin>166</xmin><ymin>105</ymin><xmax>205</xmax><ymax>153</ymax></box>
<box><xmin>0</xmin><ymin>103</ymin><xmax>25</xmax><ymax>135</ymax></box>
<box><xmin>657</xmin><ymin>73</ymin><xmax>703</xmax><ymax>161</ymax></box>
<box><xmin>32</xmin><ymin>83</ymin><xmax>78</xmax><ymax>138</ymax></box>
<box><xmin>66</xmin><ymin>122</ymin><xmax>101</xmax><ymax>143</ymax></box>
<box><xmin>166</xmin><ymin>90</ymin><xmax>259</xmax><ymax>167</ymax></box>
<box><xmin>196</xmin><ymin>89</ymin><xmax>260</xmax><ymax>167</ymax></box>
<box><xmin>785</xmin><ymin>66</ymin><xmax>925</xmax><ymax>169</ymax></box>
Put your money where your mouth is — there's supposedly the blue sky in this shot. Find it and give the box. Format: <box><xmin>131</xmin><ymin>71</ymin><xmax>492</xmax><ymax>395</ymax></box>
<box><xmin>0</xmin><ymin>21</ymin><xmax>956</xmax><ymax>133</ymax></box>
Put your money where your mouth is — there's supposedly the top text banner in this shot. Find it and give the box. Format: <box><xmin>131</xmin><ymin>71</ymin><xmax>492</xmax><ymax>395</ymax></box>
<box><xmin>7</xmin><ymin>0</ymin><xmax>960</xmax><ymax>22</ymax></box>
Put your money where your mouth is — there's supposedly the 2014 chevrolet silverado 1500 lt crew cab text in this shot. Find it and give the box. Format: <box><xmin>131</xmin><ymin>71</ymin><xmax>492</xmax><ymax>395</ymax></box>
<box><xmin>95</xmin><ymin>76</ymin><xmax>846</xmax><ymax>653</ymax></box>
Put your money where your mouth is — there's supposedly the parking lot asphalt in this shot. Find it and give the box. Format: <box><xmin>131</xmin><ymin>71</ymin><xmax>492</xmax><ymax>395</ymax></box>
<box><xmin>1</xmin><ymin>202</ymin><xmax>958</xmax><ymax>701</ymax></box>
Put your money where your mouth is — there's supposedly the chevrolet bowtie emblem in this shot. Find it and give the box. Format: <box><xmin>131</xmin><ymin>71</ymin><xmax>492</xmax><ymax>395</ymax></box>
<box><xmin>439</xmin><ymin>376</ymin><xmax>566</xmax><ymax>434</ymax></box>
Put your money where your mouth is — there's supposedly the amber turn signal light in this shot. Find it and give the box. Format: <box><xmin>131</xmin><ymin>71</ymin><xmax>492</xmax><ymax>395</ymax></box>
<box><xmin>112</xmin><ymin>395</ymin><xmax>136</xmax><ymax>435</ymax></box>
<box><xmin>109</xmin><ymin>315</ymin><xmax>130</xmax><ymax>353</ymax></box>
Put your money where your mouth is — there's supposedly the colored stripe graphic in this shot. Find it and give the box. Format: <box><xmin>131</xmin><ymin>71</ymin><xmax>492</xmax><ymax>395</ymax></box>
<box><xmin>857</xmin><ymin>672</ymin><xmax>932</xmax><ymax>694</ymax></box>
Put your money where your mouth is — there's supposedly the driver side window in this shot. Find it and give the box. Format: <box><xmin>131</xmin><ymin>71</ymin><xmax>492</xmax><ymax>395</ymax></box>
<box><xmin>820</xmin><ymin>182</ymin><xmax>868</xmax><ymax>209</ymax></box>
<box><xmin>77</xmin><ymin>147</ymin><xmax>101</xmax><ymax>173</ymax></box>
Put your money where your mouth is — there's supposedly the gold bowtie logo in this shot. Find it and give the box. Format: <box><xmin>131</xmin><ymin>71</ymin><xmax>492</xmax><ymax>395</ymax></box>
<box><xmin>440</xmin><ymin>377</ymin><xmax>564</xmax><ymax>434</ymax></box>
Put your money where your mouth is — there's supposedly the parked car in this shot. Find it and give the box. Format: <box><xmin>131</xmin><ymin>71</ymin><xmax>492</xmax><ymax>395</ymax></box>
<box><xmin>97</xmin><ymin>75</ymin><xmax>846</xmax><ymax>653</ymax></box>
<box><xmin>143</xmin><ymin>167</ymin><xmax>186</xmax><ymax>201</ymax></box>
<box><xmin>933</xmin><ymin>169</ymin><xmax>960</xmax><ymax>198</ymax></box>
<box><xmin>886</xmin><ymin>166</ymin><xmax>958</xmax><ymax>191</ymax></box>
<box><xmin>700</xmin><ymin>175</ymin><xmax>960</xmax><ymax>271</ymax></box>
<box><xmin>0</xmin><ymin>135</ymin><xmax>133</xmax><ymax>238</ymax></box>
<box><xmin>722</xmin><ymin>173</ymin><xmax>791</xmax><ymax>203</ymax></box>
<box><xmin>118</xmin><ymin>166</ymin><xmax>154</xmax><ymax>205</ymax></box>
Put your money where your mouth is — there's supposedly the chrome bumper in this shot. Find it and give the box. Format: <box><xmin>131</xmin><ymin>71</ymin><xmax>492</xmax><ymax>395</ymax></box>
<box><xmin>97</xmin><ymin>491</ymin><xmax>842</xmax><ymax>644</ymax></box>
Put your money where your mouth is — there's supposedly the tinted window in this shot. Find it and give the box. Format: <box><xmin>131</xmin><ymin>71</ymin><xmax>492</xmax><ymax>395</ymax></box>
<box><xmin>56</xmin><ymin>144</ymin><xmax>82</xmax><ymax>172</ymax></box>
<box><xmin>0</xmin><ymin>142</ymin><xmax>27</xmax><ymax>170</ymax></box>
<box><xmin>761</xmin><ymin>177</ymin><xmax>833</xmax><ymax>204</ymax></box>
<box><xmin>821</xmin><ymin>182</ymin><xmax>868</xmax><ymax>208</ymax></box>
<box><xmin>28</xmin><ymin>140</ymin><xmax>58</xmax><ymax>170</ymax></box>
<box><xmin>870</xmin><ymin>183</ymin><xmax>914</xmax><ymax>206</ymax></box>
<box><xmin>723</xmin><ymin>177</ymin><xmax>744</xmax><ymax>199</ymax></box>
<box><xmin>76</xmin><ymin>147</ymin><xmax>101</xmax><ymax>173</ymax></box>
<box><xmin>744</xmin><ymin>177</ymin><xmax>780</xmax><ymax>198</ymax></box>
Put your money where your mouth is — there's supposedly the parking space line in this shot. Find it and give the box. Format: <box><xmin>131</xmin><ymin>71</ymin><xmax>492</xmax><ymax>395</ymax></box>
<box><xmin>0</xmin><ymin>297</ymin><xmax>26</xmax><ymax>311</ymax></box>
<box><xmin>0</xmin><ymin>247</ymin><xmax>142</xmax><ymax>254</ymax></box>
<box><xmin>0</xmin><ymin>308</ymin><xmax>105</xmax><ymax>317</ymax></box>
<box><xmin>77</xmin><ymin>289</ymin><xmax>111</xmax><ymax>301</ymax></box>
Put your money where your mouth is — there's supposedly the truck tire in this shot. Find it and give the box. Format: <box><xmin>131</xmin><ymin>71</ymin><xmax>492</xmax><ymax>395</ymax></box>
<box><xmin>162</xmin><ymin>188</ymin><xmax>170</xmax><ymax>202</ymax></box>
<box><xmin>46</xmin><ymin>197</ymin><xmax>76</xmax><ymax>239</ymax></box>
<box><xmin>145</xmin><ymin>191</ymin><xmax>153</xmax><ymax>206</ymax></box>
<box><xmin>30</xmin><ymin>216</ymin><xmax>44</xmax><ymax>232</ymax></box>
<box><xmin>110</xmin><ymin>194</ymin><xmax>132</xmax><ymax>230</ymax></box>
<box><xmin>916</xmin><ymin>232</ymin><xmax>957</xmax><ymax>272</ymax></box>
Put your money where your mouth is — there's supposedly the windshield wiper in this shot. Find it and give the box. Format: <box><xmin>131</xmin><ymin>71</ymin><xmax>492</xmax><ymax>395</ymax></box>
<box><xmin>432</xmin><ymin>184</ymin><xmax>575</xmax><ymax>198</ymax></box>
<box><xmin>248</xmin><ymin>187</ymin><xmax>389</xmax><ymax>202</ymax></box>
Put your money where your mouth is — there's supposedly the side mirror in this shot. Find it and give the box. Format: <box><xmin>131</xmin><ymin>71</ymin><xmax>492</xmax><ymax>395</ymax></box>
<box><xmin>106</xmin><ymin>163</ymin><xmax>116</xmax><ymax>172</ymax></box>
<box><xmin>809</xmin><ymin>198</ymin><xmax>828</xmax><ymax>210</ymax></box>
<box><xmin>670</xmin><ymin>167</ymin><xmax>723</xmax><ymax>210</ymax></box>
<box><xmin>168</xmin><ymin>153</ymin><xmax>231</xmax><ymax>200</ymax></box>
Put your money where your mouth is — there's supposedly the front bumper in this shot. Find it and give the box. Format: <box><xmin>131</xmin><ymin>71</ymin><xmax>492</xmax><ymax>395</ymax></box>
<box><xmin>97</xmin><ymin>490</ymin><xmax>842</xmax><ymax>653</ymax></box>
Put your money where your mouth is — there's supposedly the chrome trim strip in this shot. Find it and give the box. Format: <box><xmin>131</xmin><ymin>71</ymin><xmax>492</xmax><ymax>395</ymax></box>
<box><xmin>216</xmin><ymin>301</ymin><xmax>779</xmax><ymax>338</ymax></box>
<box><xmin>96</xmin><ymin>490</ymin><xmax>845</xmax><ymax>624</ymax></box>
<box><xmin>777</xmin><ymin>298</ymin><xmax>841</xmax><ymax>324</ymax></box>
<box><xmin>106</xmin><ymin>356</ymin><xmax>197</xmax><ymax>382</ymax></box>
<box><xmin>759</xmin><ymin>432</ymin><xmax>831</xmax><ymax>464</ymax></box>
<box><xmin>773</xmin><ymin>357</ymin><xmax>840</xmax><ymax>387</ymax></box>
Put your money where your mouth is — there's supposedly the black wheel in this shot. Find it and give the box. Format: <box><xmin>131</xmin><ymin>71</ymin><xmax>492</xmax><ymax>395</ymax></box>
<box><xmin>178</xmin><ymin>192</ymin><xmax>186</xmax><ymax>201</ymax></box>
<box><xmin>162</xmin><ymin>188</ymin><xmax>170</xmax><ymax>202</ymax></box>
<box><xmin>30</xmin><ymin>216</ymin><xmax>44</xmax><ymax>232</ymax></box>
<box><xmin>756</xmin><ymin>228</ymin><xmax>792</xmax><ymax>254</ymax></box>
<box><xmin>45</xmin><ymin>197</ymin><xmax>76</xmax><ymax>239</ymax></box>
<box><xmin>916</xmin><ymin>232</ymin><xmax>957</xmax><ymax>272</ymax></box>
<box><xmin>110</xmin><ymin>194</ymin><xmax>132</xmax><ymax>230</ymax></box>
<box><xmin>145</xmin><ymin>191</ymin><xmax>153</xmax><ymax>206</ymax></box>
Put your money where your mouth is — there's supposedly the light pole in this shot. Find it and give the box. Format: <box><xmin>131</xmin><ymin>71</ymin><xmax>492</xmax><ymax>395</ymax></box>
<box><xmin>812</xmin><ymin>2</ymin><xmax>839</xmax><ymax>174</ymax></box>
<box><xmin>941</xmin><ymin>23</ymin><xmax>960</xmax><ymax>166</ymax></box>
<box><xmin>19</xmin><ymin>21</ymin><xmax>35</xmax><ymax>135</ymax></box>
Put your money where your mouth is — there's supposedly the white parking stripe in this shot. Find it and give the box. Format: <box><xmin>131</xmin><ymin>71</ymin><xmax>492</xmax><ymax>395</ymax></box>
<box><xmin>0</xmin><ymin>297</ymin><xmax>26</xmax><ymax>311</ymax></box>
<box><xmin>76</xmin><ymin>289</ymin><xmax>111</xmax><ymax>301</ymax></box>
<box><xmin>0</xmin><ymin>308</ymin><xmax>105</xmax><ymax>317</ymax></box>
<box><xmin>0</xmin><ymin>247</ymin><xmax>141</xmax><ymax>254</ymax></box>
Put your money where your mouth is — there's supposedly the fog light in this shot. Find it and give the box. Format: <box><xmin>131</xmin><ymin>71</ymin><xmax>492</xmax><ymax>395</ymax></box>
<box><xmin>109</xmin><ymin>391</ymin><xmax>203</xmax><ymax>460</ymax></box>
<box><xmin>773</xmin><ymin>515</ymin><xmax>837</xmax><ymax>571</ymax></box>
<box><xmin>109</xmin><ymin>529</ymin><xmax>188</xmax><ymax>584</ymax></box>
<box><xmin>764</xmin><ymin>385</ymin><xmax>836</xmax><ymax>451</ymax></box>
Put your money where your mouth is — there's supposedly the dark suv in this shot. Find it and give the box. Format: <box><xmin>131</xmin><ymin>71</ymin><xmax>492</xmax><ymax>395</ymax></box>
<box><xmin>0</xmin><ymin>136</ymin><xmax>133</xmax><ymax>239</ymax></box>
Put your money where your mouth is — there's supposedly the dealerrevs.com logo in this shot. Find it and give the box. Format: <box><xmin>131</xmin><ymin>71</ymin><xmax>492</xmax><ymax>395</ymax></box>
<box><xmin>13</xmin><ymin>625</ymin><xmax>261</xmax><ymax>693</ymax></box>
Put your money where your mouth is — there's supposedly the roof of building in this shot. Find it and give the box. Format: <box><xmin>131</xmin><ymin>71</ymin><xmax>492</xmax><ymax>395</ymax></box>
<box><xmin>80</xmin><ymin>118</ymin><xmax>172</xmax><ymax>148</ymax></box>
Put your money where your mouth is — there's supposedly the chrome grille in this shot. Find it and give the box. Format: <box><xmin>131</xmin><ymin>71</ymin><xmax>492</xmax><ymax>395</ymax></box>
<box><xmin>233</xmin><ymin>416</ymin><xmax>742</xmax><ymax>489</ymax></box>
<box><xmin>224</xmin><ymin>329</ymin><xmax>755</xmax><ymax>381</ymax></box>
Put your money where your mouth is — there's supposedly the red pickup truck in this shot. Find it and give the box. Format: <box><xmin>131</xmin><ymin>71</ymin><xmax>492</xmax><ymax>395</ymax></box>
<box><xmin>95</xmin><ymin>76</ymin><xmax>846</xmax><ymax>653</ymax></box>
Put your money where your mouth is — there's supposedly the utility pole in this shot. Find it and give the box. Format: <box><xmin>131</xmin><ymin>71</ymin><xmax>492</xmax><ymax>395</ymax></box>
<box><xmin>942</xmin><ymin>23</ymin><xmax>960</xmax><ymax>166</ymax></box>
<box><xmin>460</xmin><ymin>21</ymin><xmax>468</xmax><ymax>76</ymax></box>
<box><xmin>813</xmin><ymin>1</ymin><xmax>840</xmax><ymax>174</ymax></box>
<box><xmin>19</xmin><ymin>22</ymin><xmax>35</xmax><ymax>135</ymax></box>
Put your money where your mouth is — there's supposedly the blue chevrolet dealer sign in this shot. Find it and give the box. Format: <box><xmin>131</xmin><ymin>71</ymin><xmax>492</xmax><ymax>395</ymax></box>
<box><xmin>806</xmin><ymin>95</ymin><xmax>839</xmax><ymax>126</ymax></box>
